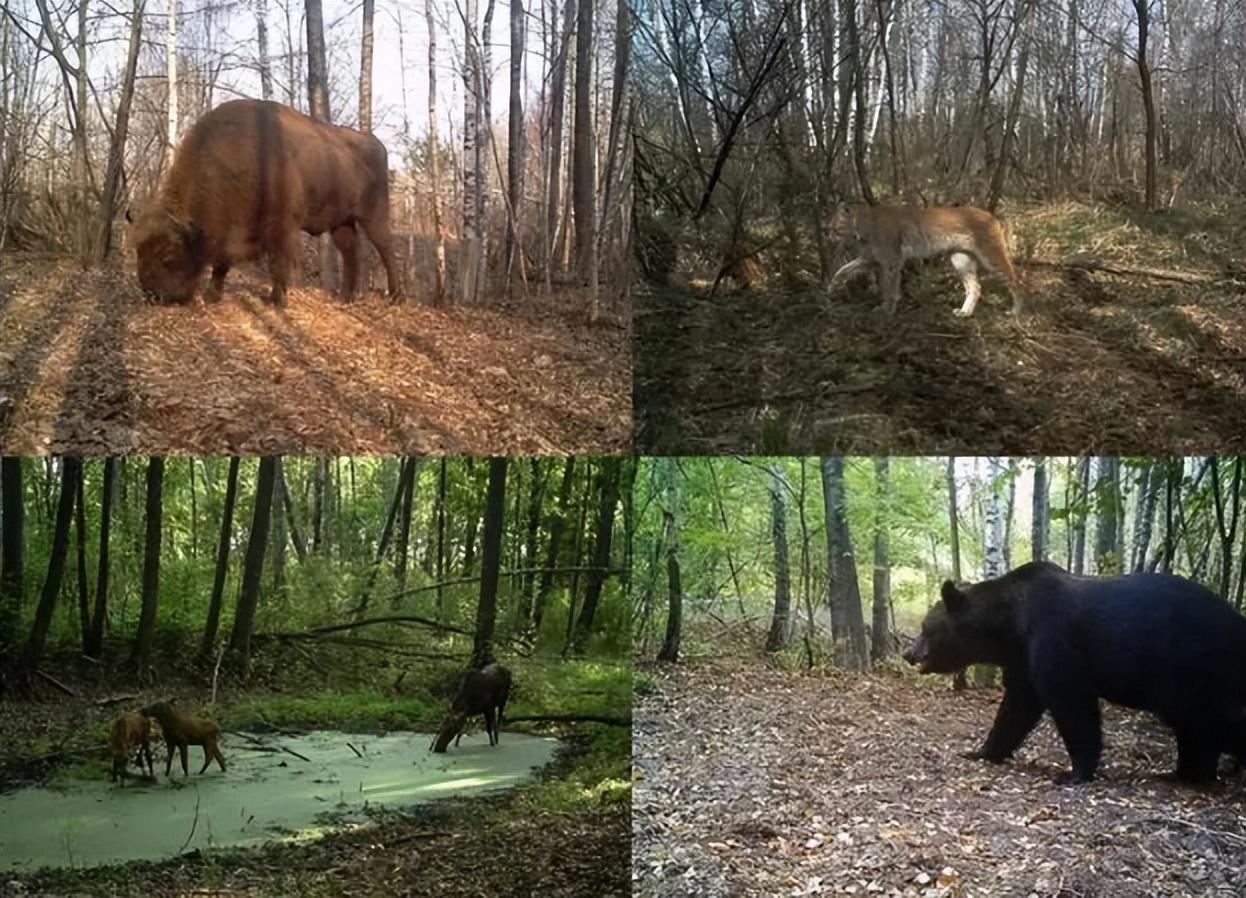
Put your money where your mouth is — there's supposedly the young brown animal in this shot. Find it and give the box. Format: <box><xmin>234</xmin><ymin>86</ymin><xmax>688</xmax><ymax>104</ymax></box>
<box><xmin>141</xmin><ymin>701</ymin><xmax>228</xmax><ymax>777</ymax></box>
<box><xmin>109</xmin><ymin>711</ymin><xmax>155</xmax><ymax>783</ymax></box>
<box><xmin>431</xmin><ymin>663</ymin><xmax>513</xmax><ymax>753</ymax></box>
<box><xmin>129</xmin><ymin>98</ymin><xmax>401</xmax><ymax>305</ymax></box>
<box><xmin>828</xmin><ymin>203</ymin><xmax>1021</xmax><ymax>317</ymax></box>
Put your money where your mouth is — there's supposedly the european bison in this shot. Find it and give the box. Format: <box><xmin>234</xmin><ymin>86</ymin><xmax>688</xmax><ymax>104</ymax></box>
<box><xmin>130</xmin><ymin>98</ymin><xmax>401</xmax><ymax>305</ymax></box>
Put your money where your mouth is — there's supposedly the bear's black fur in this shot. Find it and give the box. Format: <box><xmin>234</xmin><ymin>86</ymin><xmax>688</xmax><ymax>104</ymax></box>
<box><xmin>904</xmin><ymin>561</ymin><xmax>1246</xmax><ymax>784</ymax></box>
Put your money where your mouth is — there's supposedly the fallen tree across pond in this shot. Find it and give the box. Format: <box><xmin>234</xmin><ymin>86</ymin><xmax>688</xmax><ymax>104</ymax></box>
<box><xmin>504</xmin><ymin>713</ymin><xmax>631</xmax><ymax>727</ymax></box>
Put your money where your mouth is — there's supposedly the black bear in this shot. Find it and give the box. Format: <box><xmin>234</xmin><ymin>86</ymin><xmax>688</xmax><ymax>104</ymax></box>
<box><xmin>904</xmin><ymin>561</ymin><xmax>1246</xmax><ymax>784</ymax></box>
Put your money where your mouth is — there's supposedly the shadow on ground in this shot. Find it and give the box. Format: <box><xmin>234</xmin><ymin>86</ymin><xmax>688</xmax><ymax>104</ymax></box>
<box><xmin>0</xmin><ymin>258</ymin><xmax>629</xmax><ymax>454</ymax></box>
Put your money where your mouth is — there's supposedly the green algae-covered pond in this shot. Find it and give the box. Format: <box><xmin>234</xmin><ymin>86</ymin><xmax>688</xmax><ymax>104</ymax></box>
<box><xmin>0</xmin><ymin>730</ymin><xmax>559</xmax><ymax>872</ymax></box>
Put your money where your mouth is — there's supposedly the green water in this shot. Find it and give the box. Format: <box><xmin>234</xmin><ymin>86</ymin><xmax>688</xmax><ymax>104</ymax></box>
<box><xmin>0</xmin><ymin>730</ymin><xmax>558</xmax><ymax>871</ymax></box>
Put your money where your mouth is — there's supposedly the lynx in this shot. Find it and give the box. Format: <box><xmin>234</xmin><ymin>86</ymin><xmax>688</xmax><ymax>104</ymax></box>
<box><xmin>827</xmin><ymin>203</ymin><xmax>1021</xmax><ymax>317</ymax></box>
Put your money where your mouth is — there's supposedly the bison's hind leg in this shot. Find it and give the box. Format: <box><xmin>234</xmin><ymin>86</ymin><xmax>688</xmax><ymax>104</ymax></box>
<box><xmin>332</xmin><ymin>224</ymin><xmax>360</xmax><ymax>301</ymax></box>
<box><xmin>358</xmin><ymin>212</ymin><xmax>403</xmax><ymax>300</ymax></box>
<box><xmin>266</xmin><ymin>231</ymin><xmax>296</xmax><ymax>306</ymax></box>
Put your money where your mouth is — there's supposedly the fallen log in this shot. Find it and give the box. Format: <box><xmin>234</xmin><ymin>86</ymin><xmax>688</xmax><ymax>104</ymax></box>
<box><xmin>95</xmin><ymin>693</ymin><xmax>140</xmax><ymax>707</ymax></box>
<box><xmin>1027</xmin><ymin>255</ymin><xmax>1217</xmax><ymax>285</ymax></box>
<box><xmin>504</xmin><ymin>713</ymin><xmax>631</xmax><ymax>727</ymax></box>
<box><xmin>35</xmin><ymin>669</ymin><xmax>75</xmax><ymax>697</ymax></box>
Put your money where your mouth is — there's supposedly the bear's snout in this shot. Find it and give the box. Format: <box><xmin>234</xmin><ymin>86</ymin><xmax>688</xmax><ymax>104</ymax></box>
<box><xmin>903</xmin><ymin>634</ymin><xmax>926</xmax><ymax>667</ymax></box>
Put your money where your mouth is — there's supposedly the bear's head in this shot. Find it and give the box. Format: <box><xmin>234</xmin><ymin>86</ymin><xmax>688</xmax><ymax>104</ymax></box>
<box><xmin>903</xmin><ymin>579</ymin><xmax>1015</xmax><ymax>673</ymax></box>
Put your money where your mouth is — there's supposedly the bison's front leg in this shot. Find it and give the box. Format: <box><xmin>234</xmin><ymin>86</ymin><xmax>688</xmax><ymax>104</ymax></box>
<box><xmin>206</xmin><ymin>264</ymin><xmax>230</xmax><ymax>302</ymax></box>
<box><xmin>332</xmin><ymin>224</ymin><xmax>360</xmax><ymax>301</ymax></box>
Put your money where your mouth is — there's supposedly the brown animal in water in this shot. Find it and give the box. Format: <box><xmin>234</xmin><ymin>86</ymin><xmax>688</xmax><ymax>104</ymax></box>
<box><xmin>129</xmin><ymin>98</ymin><xmax>401</xmax><ymax>305</ymax></box>
<box><xmin>431</xmin><ymin>663</ymin><xmax>513</xmax><ymax>753</ymax></box>
<box><xmin>827</xmin><ymin>203</ymin><xmax>1021</xmax><ymax>317</ymax></box>
<box><xmin>141</xmin><ymin>701</ymin><xmax>228</xmax><ymax>776</ymax></box>
<box><xmin>109</xmin><ymin>711</ymin><xmax>155</xmax><ymax>783</ymax></box>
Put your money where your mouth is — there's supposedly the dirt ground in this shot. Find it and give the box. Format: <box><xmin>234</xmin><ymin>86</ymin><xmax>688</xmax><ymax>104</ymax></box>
<box><xmin>633</xmin><ymin>660</ymin><xmax>1246</xmax><ymax>898</ymax></box>
<box><xmin>634</xmin><ymin>203</ymin><xmax>1246</xmax><ymax>454</ymax></box>
<box><xmin>0</xmin><ymin>257</ymin><xmax>629</xmax><ymax>455</ymax></box>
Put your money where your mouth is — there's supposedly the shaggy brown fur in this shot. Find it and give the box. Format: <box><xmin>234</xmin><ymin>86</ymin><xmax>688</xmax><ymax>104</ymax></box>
<box><xmin>130</xmin><ymin>98</ymin><xmax>401</xmax><ymax>305</ymax></box>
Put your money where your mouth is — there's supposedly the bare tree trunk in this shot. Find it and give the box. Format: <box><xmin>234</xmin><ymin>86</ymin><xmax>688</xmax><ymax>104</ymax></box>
<box><xmin>545</xmin><ymin>0</ymin><xmax>575</xmax><ymax>284</ymax></box>
<box><xmin>165</xmin><ymin>0</ymin><xmax>177</xmax><ymax>171</ymax></box>
<box><xmin>1072</xmin><ymin>457</ymin><xmax>1090</xmax><ymax>574</ymax></box>
<box><xmin>1133</xmin><ymin>0</ymin><xmax>1158</xmax><ymax>208</ymax></box>
<box><xmin>427</xmin><ymin>0</ymin><xmax>447</xmax><ymax>305</ymax></box>
<box><xmin>821</xmin><ymin>456</ymin><xmax>868</xmax><ymax>670</ymax></box>
<box><xmin>505</xmin><ymin>0</ymin><xmax>525</xmax><ymax>279</ymax></box>
<box><xmin>947</xmin><ymin>457</ymin><xmax>961</xmax><ymax>581</ymax></box>
<box><xmin>21</xmin><ymin>458</ymin><xmax>80</xmax><ymax>686</ymax></box>
<box><xmin>436</xmin><ymin>459</ymin><xmax>448</xmax><ymax>617</ymax></box>
<box><xmin>1032</xmin><ymin>457</ymin><xmax>1048</xmax><ymax>562</ymax></box>
<box><xmin>255</xmin><ymin>0</ymin><xmax>273</xmax><ymax>100</ymax></box>
<box><xmin>131</xmin><ymin>457</ymin><xmax>164</xmax><ymax>668</ymax></box>
<box><xmin>395</xmin><ymin>457</ymin><xmax>418</xmax><ymax>591</ymax></box>
<box><xmin>305</xmin><ymin>0</ymin><xmax>336</xmax><ymax>291</ymax></box>
<box><xmin>74</xmin><ymin>468</ymin><xmax>90</xmax><ymax>653</ymax></box>
<box><xmin>572</xmin><ymin>458</ymin><xmax>621</xmax><ymax>652</ymax></box>
<box><xmin>657</xmin><ymin>459</ymin><xmax>682</xmax><ymax>663</ymax></box>
<box><xmin>85</xmin><ymin>457</ymin><xmax>116</xmax><ymax>659</ymax></box>
<box><xmin>479</xmin><ymin>0</ymin><xmax>497</xmax><ymax>298</ymax></box>
<box><xmin>987</xmin><ymin>0</ymin><xmax>1036</xmax><ymax>211</ymax></box>
<box><xmin>766</xmin><ymin>465</ymin><xmax>792</xmax><ymax>653</ymax></box>
<box><xmin>228</xmin><ymin>457</ymin><xmax>278</xmax><ymax>673</ymax></box>
<box><xmin>199</xmin><ymin>457</ymin><xmax>240</xmax><ymax>662</ymax></box>
<box><xmin>460</xmin><ymin>0</ymin><xmax>483</xmax><ymax>303</ymax></box>
<box><xmin>572</xmin><ymin>0</ymin><xmax>596</xmax><ymax>283</ymax></box>
<box><xmin>95</xmin><ymin>0</ymin><xmax>145</xmax><ymax>261</ymax></box>
<box><xmin>845</xmin><ymin>0</ymin><xmax>876</xmax><ymax>205</ymax></box>
<box><xmin>358</xmin><ymin>0</ymin><xmax>374</xmax><ymax>132</ymax></box>
<box><xmin>472</xmin><ymin>459</ymin><xmax>508</xmax><ymax>667</ymax></box>
<box><xmin>871</xmin><ymin>458</ymin><xmax>891</xmax><ymax>663</ymax></box>
<box><xmin>1132</xmin><ymin>461</ymin><xmax>1160</xmax><ymax>572</ymax></box>
<box><xmin>0</xmin><ymin>458</ymin><xmax>25</xmax><ymax>666</ymax></box>
<box><xmin>1210</xmin><ymin>457</ymin><xmax>1241</xmax><ymax>600</ymax></box>
<box><xmin>1094</xmin><ymin>457</ymin><xmax>1121</xmax><ymax>574</ymax></box>
<box><xmin>597</xmin><ymin>0</ymin><xmax>631</xmax><ymax>283</ymax></box>
<box><xmin>533</xmin><ymin>458</ymin><xmax>576</xmax><ymax>632</ymax></box>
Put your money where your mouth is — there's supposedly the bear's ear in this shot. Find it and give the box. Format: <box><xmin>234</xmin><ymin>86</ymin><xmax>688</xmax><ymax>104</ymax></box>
<box><xmin>941</xmin><ymin>580</ymin><xmax>968</xmax><ymax>614</ymax></box>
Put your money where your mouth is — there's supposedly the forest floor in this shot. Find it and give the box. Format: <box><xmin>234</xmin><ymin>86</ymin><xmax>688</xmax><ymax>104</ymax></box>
<box><xmin>0</xmin><ymin>646</ymin><xmax>630</xmax><ymax>897</ymax></box>
<box><xmin>633</xmin><ymin>659</ymin><xmax>1246</xmax><ymax>898</ymax></box>
<box><xmin>0</xmin><ymin>256</ymin><xmax>629</xmax><ymax>455</ymax></box>
<box><xmin>634</xmin><ymin>201</ymin><xmax>1246</xmax><ymax>454</ymax></box>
